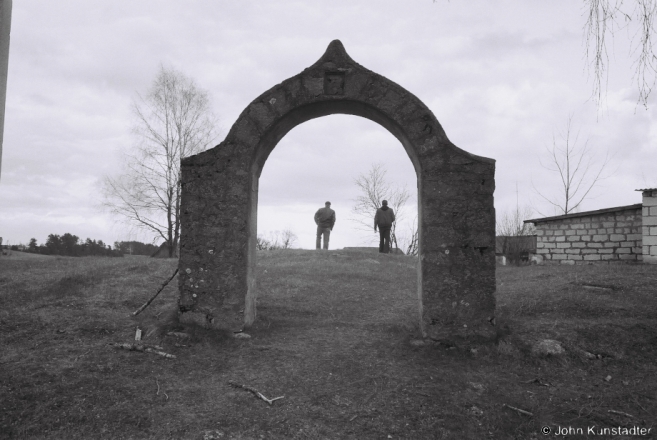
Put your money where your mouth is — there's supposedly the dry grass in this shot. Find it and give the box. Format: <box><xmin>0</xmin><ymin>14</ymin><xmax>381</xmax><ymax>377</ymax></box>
<box><xmin>1</xmin><ymin>250</ymin><xmax>656</xmax><ymax>439</ymax></box>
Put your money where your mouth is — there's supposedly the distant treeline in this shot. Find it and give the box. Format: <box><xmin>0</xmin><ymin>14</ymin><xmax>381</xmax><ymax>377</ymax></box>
<box><xmin>11</xmin><ymin>236</ymin><xmax>162</xmax><ymax>257</ymax></box>
<box><xmin>20</xmin><ymin>234</ymin><xmax>122</xmax><ymax>257</ymax></box>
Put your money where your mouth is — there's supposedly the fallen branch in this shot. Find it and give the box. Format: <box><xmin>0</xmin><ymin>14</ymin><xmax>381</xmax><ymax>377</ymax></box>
<box><xmin>582</xmin><ymin>285</ymin><xmax>612</xmax><ymax>291</ymax></box>
<box><xmin>145</xmin><ymin>347</ymin><xmax>176</xmax><ymax>359</ymax></box>
<box><xmin>608</xmin><ymin>409</ymin><xmax>635</xmax><ymax>418</ymax></box>
<box><xmin>109</xmin><ymin>342</ymin><xmax>176</xmax><ymax>359</ymax></box>
<box><xmin>228</xmin><ymin>380</ymin><xmax>284</xmax><ymax>405</ymax></box>
<box><xmin>503</xmin><ymin>404</ymin><xmax>533</xmax><ymax>417</ymax></box>
<box><xmin>133</xmin><ymin>268</ymin><xmax>179</xmax><ymax>316</ymax></box>
<box><xmin>111</xmin><ymin>342</ymin><xmax>163</xmax><ymax>350</ymax></box>
<box><xmin>522</xmin><ymin>378</ymin><xmax>550</xmax><ymax>387</ymax></box>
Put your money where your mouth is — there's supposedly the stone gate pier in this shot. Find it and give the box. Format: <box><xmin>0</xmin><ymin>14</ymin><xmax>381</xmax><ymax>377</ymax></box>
<box><xmin>177</xmin><ymin>40</ymin><xmax>497</xmax><ymax>344</ymax></box>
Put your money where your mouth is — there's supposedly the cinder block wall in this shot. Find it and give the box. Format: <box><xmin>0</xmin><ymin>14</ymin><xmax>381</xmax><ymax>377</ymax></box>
<box><xmin>534</xmin><ymin>207</ymin><xmax>643</xmax><ymax>265</ymax></box>
<box><xmin>642</xmin><ymin>189</ymin><xmax>657</xmax><ymax>264</ymax></box>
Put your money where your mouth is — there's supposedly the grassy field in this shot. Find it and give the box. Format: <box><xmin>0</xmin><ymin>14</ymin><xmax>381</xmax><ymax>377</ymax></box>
<box><xmin>1</xmin><ymin>249</ymin><xmax>656</xmax><ymax>439</ymax></box>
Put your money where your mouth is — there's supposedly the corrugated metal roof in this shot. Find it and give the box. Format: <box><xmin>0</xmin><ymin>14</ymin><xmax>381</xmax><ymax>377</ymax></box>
<box><xmin>524</xmin><ymin>203</ymin><xmax>643</xmax><ymax>224</ymax></box>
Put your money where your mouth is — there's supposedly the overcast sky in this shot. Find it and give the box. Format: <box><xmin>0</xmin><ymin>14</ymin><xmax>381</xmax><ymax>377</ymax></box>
<box><xmin>1</xmin><ymin>1</ymin><xmax>655</xmax><ymax>250</ymax></box>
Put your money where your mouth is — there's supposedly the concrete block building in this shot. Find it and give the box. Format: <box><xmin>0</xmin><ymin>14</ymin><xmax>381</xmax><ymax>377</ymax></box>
<box><xmin>524</xmin><ymin>188</ymin><xmax>657</xmax><ymax>265</ymax></box>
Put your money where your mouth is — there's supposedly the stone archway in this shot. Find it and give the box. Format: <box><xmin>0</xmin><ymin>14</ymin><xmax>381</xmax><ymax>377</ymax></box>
<box><xmin>178</xmin><ymin>40</ymin><xmax>496</xmax><ymax>343</ymax></box>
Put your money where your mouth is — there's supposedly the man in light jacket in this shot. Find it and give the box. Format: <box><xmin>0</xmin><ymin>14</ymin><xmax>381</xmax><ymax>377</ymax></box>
<box><xmin>314</xmin><ymin>201</ymin><xmax>336</xmax><ymax>250</ymax></box>
<box><xmin>374</xmin><ymin>200</ymin><xmax>395</xmax><ymax>253</ymax></box>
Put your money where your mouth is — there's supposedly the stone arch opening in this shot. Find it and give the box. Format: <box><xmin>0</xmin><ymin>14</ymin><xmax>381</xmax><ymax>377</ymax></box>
<box><xmin>255</xmin><ymin>113</ymin><xmax>417</xmax><ymax>253</ymax></box>
<box><xmin>178</xmin><ymin>40</ymin><xmax>496</xmax><ymax>343</ymax></box>
<box><xmin>252</xmin><ymin>100</ymin><xmax>422</xmax><ymax>177</ymax></box>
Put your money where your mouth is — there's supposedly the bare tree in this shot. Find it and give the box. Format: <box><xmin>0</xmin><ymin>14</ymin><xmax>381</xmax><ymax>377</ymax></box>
<box><xmin>101</xmin><ymin>66</ymin><xmax>218</xmax><ymax>257</ymax></box>
<box><xmin>496</xmin><ymin>188</ymin><xmax>536</xmax><ymax>265</ymax></box>
<box><xmin>498</xmin><ymin>183</ymin><xmax>536</xmax><ymax>237</ymax></box>
<box><xmin>279</xmin><ymin>229</ymin><xmax>298</xmax><ymax>249</ymax></box>
<box><xmin>351</xmin><ymin>163</ymin><xmax>418</xmax><ymax>255</ymax></box>
<box><xmin>496</xmin><ymin>205</ymin><xmax>536</xmax><ymax>237</ymax></box>
<box><xmin>533</xmin><ymin>116</ymin><xmax>612</xmax><ymax>216</ymax></box>
<box><xmin>496</xmin><ymin>207</ymin><xmax>537</xmax><ymax>266</ymax></box>
<box><xmin>584</xmin><ymin>0</ymin><xmax>657</xmax><ymax>107</ymax></box>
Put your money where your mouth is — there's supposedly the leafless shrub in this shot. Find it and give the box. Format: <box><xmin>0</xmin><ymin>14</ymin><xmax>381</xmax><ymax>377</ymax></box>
<box><xmin>256</xmin><ymin>229</ymin><xmax>298</xmax><ymax>250</ymax></box>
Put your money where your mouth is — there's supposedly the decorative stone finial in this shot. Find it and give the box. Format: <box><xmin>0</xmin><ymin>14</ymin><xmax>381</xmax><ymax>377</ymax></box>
<box><xmin>317</xmin><ymin>39</ymin><xmax>355</xmax><ymax>67</ymax></box>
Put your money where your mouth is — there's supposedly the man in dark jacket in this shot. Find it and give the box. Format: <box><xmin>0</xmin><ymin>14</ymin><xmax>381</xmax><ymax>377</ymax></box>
<box><xmin>374</xmin><ymin>200</ymin><xmax>395</xmax><ymax>253</ymax></box>
<box><xmin>314</xmin><ymin>201</ymin><xmax>336</xmax><ymax>250</ymax></box>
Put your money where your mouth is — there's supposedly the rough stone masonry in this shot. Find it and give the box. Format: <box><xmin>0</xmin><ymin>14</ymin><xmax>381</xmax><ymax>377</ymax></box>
<box><xmin>177</xmin><ymin>40</ymin><xmax>497</xmax><ymax>344</ymax></box>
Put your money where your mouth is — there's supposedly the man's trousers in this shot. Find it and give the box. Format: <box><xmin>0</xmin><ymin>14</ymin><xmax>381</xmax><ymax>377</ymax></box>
<box><xmin>316</xmin><ymin>226</ymin><xmax>331</xmax><ymax>250</ymax></box>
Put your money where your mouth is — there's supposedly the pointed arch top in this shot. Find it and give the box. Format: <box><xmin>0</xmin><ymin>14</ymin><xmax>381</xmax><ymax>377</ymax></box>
<box><xmin>184</xmin><ymin>39</ymin><xmax>493</xmax><ymax>178</ymax></box>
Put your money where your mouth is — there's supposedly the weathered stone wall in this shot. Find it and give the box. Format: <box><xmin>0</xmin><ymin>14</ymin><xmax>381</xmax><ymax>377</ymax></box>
<box><xmin>641</xmin><ymin>189</ymin><xmax>657</xmax><ymax>264</ymax></box>
<box><xmin>534</xmin><ymin>206</ymin><xmax>643</xmax><ymax>264</ymax></box>
<box><xmin>178</xmin><ymin>40</ymin><xmax>497</xmax><ymax>344</ymax></box>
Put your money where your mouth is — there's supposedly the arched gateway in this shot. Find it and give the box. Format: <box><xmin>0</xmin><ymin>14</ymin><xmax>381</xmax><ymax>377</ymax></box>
<box><xmin>178</xmin><ymin>40</ymin><xmax>496</xmax><ymax>343</ymax></box>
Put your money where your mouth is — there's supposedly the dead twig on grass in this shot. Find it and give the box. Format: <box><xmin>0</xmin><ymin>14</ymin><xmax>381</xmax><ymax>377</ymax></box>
<box><xmin>228</xmin><ymin>380</ymin><xmax>284</xmax><ymax>406</ymax></box>
<box><xmin>632</xmin><ymin>397</ymin><xmax>649</xmax><ymax>414</ymax></box>
<box><xmin>503</xmin><ymin>404</ymin><xmax>534</xmax><ymax>417</ymax></box>
<box><xmin>580</xmin><ymin>284</ymin><xmax>614</xmax><ymax>291</ymax></box>
<box><xmin>522</xmin><ymin>378</ymin><xmax>551</xmax><ymax>387</ymax></box>
<box><xmin>109</xmin><ymin>342</ymin><xmax>176</xmax><ymax>359</ymax></box>
<box><xmin>608</xmin><ymin>409</ymin><xmax>635</xmax><ymax>418</ymax></box>
<box><xmin>155</xmin><ymin>378</ymin><xmax>169</xmax><ymax>400</ymax></box>
<box><xmin>132</xmin><ymin>268</ymin><xmax>179</xmax><ymax>316</ymax></box>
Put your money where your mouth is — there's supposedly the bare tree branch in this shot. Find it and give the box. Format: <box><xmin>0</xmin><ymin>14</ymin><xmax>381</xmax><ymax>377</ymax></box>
<box><xmin>585</xmin><ymin>0</ymin><xmax>657</xmax><ymax>108</ymax></box>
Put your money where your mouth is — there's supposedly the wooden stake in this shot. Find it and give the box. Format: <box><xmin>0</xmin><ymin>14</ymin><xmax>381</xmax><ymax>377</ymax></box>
<box><xmin>133</xmin><ymin>268</ymin><xmax>179</xmax><ymax>316</ymax></box>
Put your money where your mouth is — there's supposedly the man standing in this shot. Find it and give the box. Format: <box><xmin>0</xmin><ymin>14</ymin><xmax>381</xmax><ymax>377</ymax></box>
<box><xmin>314</xmin><ymin>201</ymin><xmax>335</xmax><ymax>250</ymax></box>
<box><xmin>374</xmin><ymin>200</ymin><xmax>395</xmax><ymax>253</ymax></box>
